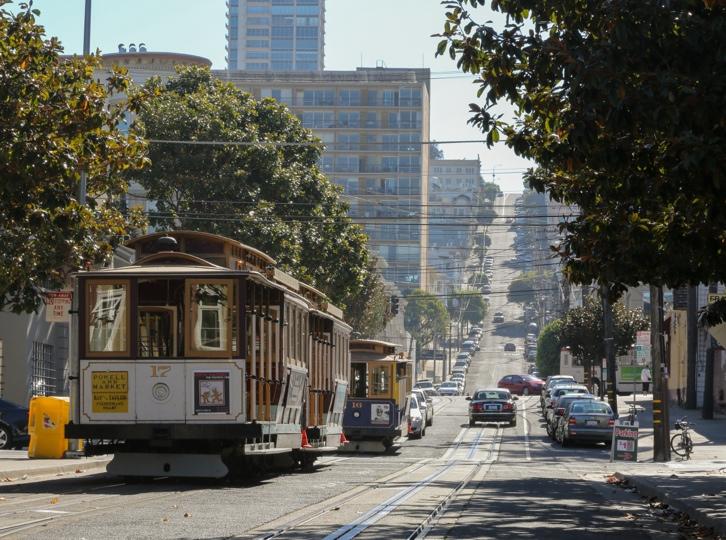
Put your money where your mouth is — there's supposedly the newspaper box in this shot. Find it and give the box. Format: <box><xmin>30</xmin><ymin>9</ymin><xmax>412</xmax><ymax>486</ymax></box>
<box><xmin>28</xmin><ymin>396</ymin><xmax>71</xmax><ymax>459</ymax></box>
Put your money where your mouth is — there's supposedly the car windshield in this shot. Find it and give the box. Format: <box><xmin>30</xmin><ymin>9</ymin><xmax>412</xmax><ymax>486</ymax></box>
<box><xmin>441</xmin><ymin>382</ymin><xmax>457</xmax><ymax>387</ymax></box>
<box><xmin>569</xmin><ymin>402</ymin><xmax>611</xmax><ymax>414</ymax></box>
<box><xmin>474</xmin><ymin>391</ymin><xmax>509</xmax><ymax>400</ymax></box>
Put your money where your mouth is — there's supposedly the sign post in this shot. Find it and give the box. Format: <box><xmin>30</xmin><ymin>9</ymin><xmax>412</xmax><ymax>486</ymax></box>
<box><xmin>610</xmin><ymin>418</ymin><xmax>639</xmax><ymax>462</ymax></box>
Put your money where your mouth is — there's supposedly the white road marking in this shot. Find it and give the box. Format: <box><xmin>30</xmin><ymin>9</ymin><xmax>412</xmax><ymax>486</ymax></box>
<box><xmin>522</xmin><ymin>398</ymin><xmax>532</xmax><ymax>461</ymax></box>
<box><xmin>442</xmin><ymin>427</ymin><xmax>468</xmax><ymax>461</ymax></box>
<box><xmin>33</xmin><ymin>510</ymin><xmax>71</xmax><ymax>515</ymax></box>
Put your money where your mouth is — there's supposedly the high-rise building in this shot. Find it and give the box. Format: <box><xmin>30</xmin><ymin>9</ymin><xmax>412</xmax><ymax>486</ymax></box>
<box><xmin>217</xmin><ymin>67</ymin><xmax>431</xmax><ymax>291</ymax></box>
<box><xmin>226</xmin><ymin>0</ymin><xmax>326</xmax><ymax>71</ymax></box>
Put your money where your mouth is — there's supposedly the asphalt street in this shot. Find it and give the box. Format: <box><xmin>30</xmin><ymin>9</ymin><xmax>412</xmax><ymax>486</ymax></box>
<box><xmin>0</xmin><ymin>194</ymin><xmax>685</xmax><ymax>539</ymax></box>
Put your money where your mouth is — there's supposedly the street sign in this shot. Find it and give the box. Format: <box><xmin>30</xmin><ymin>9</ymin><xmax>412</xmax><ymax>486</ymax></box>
<box><xmin>707</xmin><ymin>293</ymin><xmax>726</xmax><ymax>304</ymax></box>
<box><xmin>45</xmin><ymin>291</ymin><xmax>72</xmax><ymax>323</ymax></box>
<box><xmin>610</xmin><ymin>419</ymin><xmax>639</xmax><ymax>462</ymax></box>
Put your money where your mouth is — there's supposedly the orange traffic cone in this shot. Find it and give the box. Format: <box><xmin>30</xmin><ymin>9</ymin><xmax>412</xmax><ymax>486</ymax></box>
<box><xmin>340</xmin><ymin>431</ymin><xmax>349</xmax><ymax>445</ymax></box>
<box><xmin>301</xmin><ymin>429</ymin><xmax>312</xmax><ymax>448</ymax></box>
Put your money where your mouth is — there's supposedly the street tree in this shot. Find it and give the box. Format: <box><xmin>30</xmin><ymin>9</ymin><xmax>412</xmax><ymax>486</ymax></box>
<box><xmin>507</xmin><ymin>272</ymin><xmax>540</xmax><ymax>304</ymax></box>
<box><xmin>448</xmin><ymin>290</ymin><xmax>487</xmax><ymax>327</ymax></box>
<box><xmin>133</xmin><ymin>67</ymin><xmax>372</xmax><ymax>313</ymax></box>
<box><xmin>0</xmin><ymin>2</ymin><xmax>148</xmax><ymax>313</ymax></box>
<box><xmin>436</xmin><ymin>0</ymin><xmax>726</xmax><ymax>301</ymax></box>
<box><xmin>558</xmin><ymin>296</ymin><xmax>649</xmax><ymax>374</ymax></box>
<box><xmin>404</xmin><ymin>289</ymin><xmax>449</xmax><ymax>358</ymax></box>
<box><xmin>343</xmin><ymin>261</ymin><xmax>392</xmax><ymax>337</ymax></box>
<box><xmin>536</xmin><ymin>320</ymin><xmax>562</xmax><ymax>378</ymax></box>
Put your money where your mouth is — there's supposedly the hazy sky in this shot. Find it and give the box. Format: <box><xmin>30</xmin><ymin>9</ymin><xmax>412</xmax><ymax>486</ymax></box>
<box><xmin>20</xmin><ymin>0</ymin><xmax>531</xmax><ymax>192</ymax></box>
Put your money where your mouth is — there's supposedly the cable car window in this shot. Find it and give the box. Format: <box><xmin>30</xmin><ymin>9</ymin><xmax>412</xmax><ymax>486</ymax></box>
<box><xmin>370</xmin><ymin>364</ymin><xmax>390</xmax><ymax>396</ymax></box>
<box><xmin>187</xmin><ymin>280</ymin><xmax>235</xmax><ymax>357</ymax></box>
<box><xmin>350</xmin><ymin>362</ymin><xmax>367</xmax><ymax>397</ymax></box>
<box><xmin>87</xmin><ymin>281</ymin><xmax>129</xmax><ymax>355</ymax></box>
<box><xmin>138</xmin><ymin>308</ymin><xmax>175</xmax><ymax>357</ymax></box>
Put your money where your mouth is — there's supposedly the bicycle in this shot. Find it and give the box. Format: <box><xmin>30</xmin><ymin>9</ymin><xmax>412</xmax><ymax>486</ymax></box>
<box><xmin>670</xmin><ymin>417</ymin><xmax>694</xmax><ymax>459</ymax></box>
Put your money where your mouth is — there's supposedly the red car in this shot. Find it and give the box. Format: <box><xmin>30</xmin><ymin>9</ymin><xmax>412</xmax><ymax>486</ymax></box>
<box><xmin>497</xmin><ymin>374</ymin><xmax>544</xmax><ymax>396</ymax></box>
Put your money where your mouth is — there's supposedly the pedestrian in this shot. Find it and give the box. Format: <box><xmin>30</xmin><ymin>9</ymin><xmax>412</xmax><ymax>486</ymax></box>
<box><xmin>641</xmin><ymin>366</ymin><xmax>651</xmax><ymax>395</ymax></box>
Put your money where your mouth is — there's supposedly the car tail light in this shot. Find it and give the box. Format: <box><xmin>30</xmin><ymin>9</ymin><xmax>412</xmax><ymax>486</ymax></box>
<box><xmin>502</xmin><ymin>402</ymin><xmax>513</xmax><ymax>411</ymax></box>
<box><xmin>568</xmin><ymin>417</ymin><xmax>577</xmax><ymax>425</ymax></box>
<box><xmin>608</xmin><ymin>418</ymin><xmax>614</xmax><ymax>426</ymax></box>
<box><xmin>408</xmin><ymin>421</ymin><xmax>413</xmax><ymax>434</ymax></box>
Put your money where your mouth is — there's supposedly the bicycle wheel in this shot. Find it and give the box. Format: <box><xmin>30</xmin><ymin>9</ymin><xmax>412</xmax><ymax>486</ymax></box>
<box><xmin>671</xmin><ymin>433</ymin><xmax>690</xmax><ymax>457</ymax></box>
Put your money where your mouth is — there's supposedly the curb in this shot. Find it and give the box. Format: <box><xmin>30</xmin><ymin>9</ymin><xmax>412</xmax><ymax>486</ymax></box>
<box><xmin>1</xmin><ymin>458</ymin><xmax>111</xmax><ymax>482</ymax></box>
<box><xmin>614</xmin><ymin>472</ymin><xmax>726</xmax><ymax>537</ymax></box>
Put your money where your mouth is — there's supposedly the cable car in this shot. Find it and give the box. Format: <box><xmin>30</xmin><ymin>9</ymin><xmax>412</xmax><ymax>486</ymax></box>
<box><xmin>65</xmin><ymin>231</ymin><xmax>350</xmax><ymax>478</ymax></box>
<box><xmin>341</xmin><ymin>339</ymin><xmax>412</xmax><ymax>452</ymax></box>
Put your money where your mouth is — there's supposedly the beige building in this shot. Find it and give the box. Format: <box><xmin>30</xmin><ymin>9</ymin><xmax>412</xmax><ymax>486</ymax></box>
<box><xmin>217</xmin><ymin>67</ymin><xmax>432</xmax><ymax>291</ymax></box>
<box><xmin>429</xmin><ymin>158</ymin><xmax>483</xmax><ymax>294</ymax></box>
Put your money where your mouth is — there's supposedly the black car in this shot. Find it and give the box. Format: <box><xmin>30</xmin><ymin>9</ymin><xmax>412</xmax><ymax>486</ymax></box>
<box><xmin>504</xmin><ymin>343</ymin><xmax>516</xmax><ymax>352</ymax></box>
<box><xmin>0</xmin><ymin>398</ymin><xmax>29</xmax><ymax>450</ymax></box>
<box><xmin>467</xmin><ymin>389</ymin><xmax>518</xmax><ymax>427</ymax></box>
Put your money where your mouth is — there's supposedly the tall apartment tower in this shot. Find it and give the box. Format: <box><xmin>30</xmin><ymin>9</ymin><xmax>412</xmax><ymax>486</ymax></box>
<box><xmin>217</xmin><ymin>67</ymin><xmax>431</xmax><ymax>292</ymax></box>
<box><xmin>226</xmin><ymin>0</ymin><xmax>326</xmax><ymax>71</ymax></box>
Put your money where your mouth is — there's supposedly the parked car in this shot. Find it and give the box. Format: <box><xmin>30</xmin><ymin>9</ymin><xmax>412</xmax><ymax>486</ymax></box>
<box><xmin>451</xmin><ymin>373</ymin><xmax>466</xmax><ymax>385</ymax></box>
<box><xmin>467</xmin><ymin>388</ymin><xmax>518</xmax><ymax>426</ymax></box>
<box><xmin>544</xmin><ymin>385</ymin><xmax>590</xmax><ymax>414</ymax></box>
<box><xmin>482</xmin><ymin>285</ymin><xmax>492</xmax><ymax>294</ymax></box>
<box><xmin>453</xmin><ymin>360</ymin><xmax>469</xmax><ymax>372</ymax></box>
<box><xmin>412</xmin><ymin>388</ymin><xmax>434</xmax><ymax>427</ymax></box>
<box><xmin>414</xmin><ymin>379</ymin><xmax>435</xmax><ymax>391</ymax></box>
<box><xmin>497</xmin><ymin>374</ymin><xmax>545</xmax><ymax>396</ymax></box>
<box><xmin>504</xmin><ymin>343</ymin><xmax>516</xmax><ymax>352</ymax></box>
<box><xmin>438</xmin><ymin>381</ymin><xmax>461</xmax><ymax>396</ymax></box>
<box><xmin>406</xmin><ymin>394</ymin><xmax>427</xmax><ymax>439</ymax></box>
<box><xmin>0</xmin><ymin>398</ymin><xmax>29</xmax><ymax>450</ymax></box>
<box><xmin>493</xmin><ymin>312</ymin><xmax>505</xmax><ymax>323</ymax></box>
<box><xmin>456</xmin><ymin>352</ymin><xmax>471</xmax><ymax>363</ymax></box>
<box><xmin>555</xmin><ymin>399</ymin><xmax>615</xmax><ymax>446</ymax></box>
<box><xmin>540</xmin><ymin>375</ymin><xmax>577</xmax><ymax>409</ymax></box>
<box><xmin>547</xmin><ymin>393</ymin><xmax>598</xmax><ymax>439</ymax></box>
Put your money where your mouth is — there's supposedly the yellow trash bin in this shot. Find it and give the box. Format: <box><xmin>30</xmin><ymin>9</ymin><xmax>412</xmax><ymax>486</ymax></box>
<box><xmin>28</xmin><ymin>396</ymin><xmax>70</xmax><ymax>459</ymax></box>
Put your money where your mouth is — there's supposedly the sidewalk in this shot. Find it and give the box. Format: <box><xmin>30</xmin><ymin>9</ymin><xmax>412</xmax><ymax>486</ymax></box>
<box><xmin>0</xmin><ymin>450</ymin><xmax>110</xmax><ymax>482</ymax></box>
<box><xmin>613</xmin><ymin>394</ymin><xmax>726</xmax><ymax>537</ymax></box>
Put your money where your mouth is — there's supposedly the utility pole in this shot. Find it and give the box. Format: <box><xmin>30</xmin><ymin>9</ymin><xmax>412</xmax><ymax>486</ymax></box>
<box><xmin>447</xmin><ymin>319</ymin><xmax>452</xmax><ymax>380</ymax></box>
<box><xmin>650</xmin><ymin>285</ymin><xmax>671</xmax><ymax>462</ymax></box>
<box><xmin>601</xmin><ymin>284</ymin><xmax>618</xmax><ymax>416</ymax></box>
<box><xmin>78</xmin><ymin>0</ymin><xmax>92</xmax><ymax>205</ymax></box>
<box><xmin>685</xmin><ymin>285</ymin><xmax>698</xmax><ymax>408</ymax></box>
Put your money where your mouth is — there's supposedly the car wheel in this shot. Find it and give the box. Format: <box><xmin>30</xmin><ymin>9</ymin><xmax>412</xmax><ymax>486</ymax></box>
<box><xmin>0</xmin><ymin>425</ymin><xmax>11</xmax><ymax>450</ymax></box>
<box><xmin>523</xmin><ymin>387</ymin><xmax>530</xmax><ymax>396</ymax></box>
<box><xmin>422</xmin><ymin>426</ymin><xmax>426</xmax><ymax>437</ymax></box>
<box><xmin>560</xmin><ymin>434</ymin><xmax>568</xmax><ymax>447</ymax></box>
<box><xmin>510</xmin><ymin>417</ymin><xmax>517</xmax><ymax>427</ymax></box>
<box><xmin>469</xmin><ymin>418</ymin><xmax>476</xmax><ymax>427</ymax></box>
<box><xmin>426</xmin><ymin>417</ymin><xmax>433</xmax><ymax>427</ymax></box>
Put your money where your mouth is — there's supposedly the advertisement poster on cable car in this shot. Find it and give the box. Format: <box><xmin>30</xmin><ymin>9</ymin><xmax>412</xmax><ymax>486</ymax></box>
<box><xmin>371</xmin><ymin>403</ymin><xmax>390</xmax><ymax>425</ymax></box>
<box><xmin>194</xmin><ymin>371</ymin><xmax>230</xmax><ymax>414</ymax></box>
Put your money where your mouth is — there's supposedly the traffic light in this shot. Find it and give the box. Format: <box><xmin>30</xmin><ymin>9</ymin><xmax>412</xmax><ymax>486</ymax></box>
<box><xmin>390</xmin><ymin>295</ymin><xmax>400</xmax><ymax>316</ymax></box>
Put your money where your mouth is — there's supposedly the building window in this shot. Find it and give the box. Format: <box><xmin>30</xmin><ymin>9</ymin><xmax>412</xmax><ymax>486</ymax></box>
<box><xmin>247</xmin><ymin>17</ymin><xmax>270</xmax><ymax>25</ymax></box>
<box><xmin>247</xmin><ymin>62</ymin><xmax>269</xmax><ymax>70</ymax></box>
<box><xmin>247</xmin><ymin>27</ymin><xmax>270</xmax><ymax>36</ymax></box>
<box><xmin>247</xmin><ymin>5</ymin><xmax>270</xmax><ymax>14</ymax></box>
<box><xmin>338</xmin><ymin>111</ymin><xmax>360</xmax><ymax>128</ymax></box>
<box><xmin>303</xmin><ymin>89</ymin><xmax>334</xmax><ymax>106</ymax></box>
<box><xmin>246</xmin><ymin>40</ymin><xmax>270</xmax><ymax>48</ymax></box>
<box><xmin>334</xmin><ymin>155</ymin><xmax>360</xmax><ymax>173</ymax></box>
<box><xmin>32</xmin><ymin>341</ymin><xmax>56</xmax><ymax>396</ymax></box>
<box><xmin>247</xmin><ymin>51</ymin><xmax>269</xmax><ymax>59</ymax></box>
<box><xmin>339</xmin><ymin>89</ymin><xmax>361</xmax><ymax>106</ymax></box>
<box><xmin>301</xmin><ymin>111</ymin><xmax>334</xmax><ymax>128</ymax></box>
